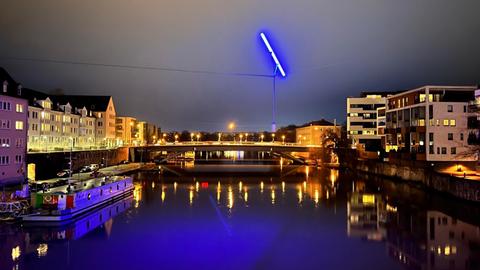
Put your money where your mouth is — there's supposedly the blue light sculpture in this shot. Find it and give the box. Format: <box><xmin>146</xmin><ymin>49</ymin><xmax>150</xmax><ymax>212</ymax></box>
<box><xmin>260</xmin><ymin>32</ymin><xmax>286</xmax><ymax>132</ymax></box>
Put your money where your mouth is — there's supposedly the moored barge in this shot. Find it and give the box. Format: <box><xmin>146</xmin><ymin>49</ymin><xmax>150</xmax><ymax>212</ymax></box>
<box><xmin>22</xmin><ymin>176</ymin><xmax>134</xmax><ymax>222</ymax></box>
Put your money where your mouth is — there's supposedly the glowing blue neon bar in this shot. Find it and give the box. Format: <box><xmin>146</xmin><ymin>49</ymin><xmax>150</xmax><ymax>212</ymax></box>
<box><xmin>260</xmin><ymin>32</ymin><xmax>286</xmax><ymax>77</ymax></box>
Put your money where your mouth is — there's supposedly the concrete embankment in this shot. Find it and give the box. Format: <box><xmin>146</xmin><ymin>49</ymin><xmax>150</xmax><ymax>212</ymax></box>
<box><xmin>339</xmin><ymin>150</ymin><xmax>480</xmax><ymax>203</ymax></box>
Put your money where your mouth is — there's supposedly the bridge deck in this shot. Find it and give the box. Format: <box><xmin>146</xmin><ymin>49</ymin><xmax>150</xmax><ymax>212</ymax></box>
<box><xmin>132</xmin><ymin>142</ymin><xmax>320</xmax><ymax>152</ymax></box>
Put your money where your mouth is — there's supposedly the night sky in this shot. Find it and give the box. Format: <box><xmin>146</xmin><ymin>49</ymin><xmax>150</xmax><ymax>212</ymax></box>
<box><xmin>1</xmin><ymin>0</ymin><xmax>480</xmax><ymax>131</ymax></box>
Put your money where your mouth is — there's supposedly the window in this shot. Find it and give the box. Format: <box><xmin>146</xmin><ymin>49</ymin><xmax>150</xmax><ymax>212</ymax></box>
<box><xmin>429</xmin><ymin>145</ymin><xmax>434</xmax><ymax>154</ymax></box>
<box><xmin>1</xmin><ymin>138</ymin><xmax>10</xmax><ymax>147</ymax></box>
<box><xmin>15</xmin><ymin>121</ymin><xmax>23</xmax><ymax>130</ymax></box>
<box><xmin>448</xmin><ymin>133</ymin><xmax>453</xmax><ymax>140</ymax></box>
<box><xmin>0</xmin><ymin>120</ymin><xmax>11</xmax><ymax>129</ymax></box>
<box><xmin>461</xmin><ymin>133</ymin><xmax>464</xmax><ymax>141</ymax></box>
<box><xmin>447</xmin><ymin>105</ymin><xmax>453</xmax><ymax>112</ymax></box>
<box><xmin>437</xmin><ymin>147</ymin><xmax>440</xmax><ymax>154</ymax></box>
<box><xmin>451</xmin><ymin>147</ymin><xmax>456</xmax><ymax>155</ymax></box>
<box><xmin>15</xmin><ymin>155</ymin><xmax>22</xmax><ymax>163</ymax></box>
<box><xmin>15</xmin><ymin>104</ymin><xmax>23</xmax><ymax>113</ymax></box>
<box><xmin>429</xmin><ymin>133</ymin><xmax>434</xmax><ymax>141</ymax></box>
<box><xmin>450</xmin><ymin>119</ymin><xmax>456</xmax><ymax>127</ymax></box>
<box><xmin>464</xmin><ymin>106</ymin><xmax>467</xmax><ymax>113</ymax></box>
<box><xmin>443</xmin><ymin>119</ymin><xmax>449</xmax><ymax>126</ymax></box>
<box><xmin>0</xmin><ymin>156</ymin><xmax>9</xmax><ymax>165</ymax></box>
<box><xmin>0</xmin><ymin>101</ymin><xmax>11</xmax><ymax>111</ymax></box>
<box><xmin>441</xmin><ymin>147</ymin><xmax>447</xmax><ymax>154</ymax></box>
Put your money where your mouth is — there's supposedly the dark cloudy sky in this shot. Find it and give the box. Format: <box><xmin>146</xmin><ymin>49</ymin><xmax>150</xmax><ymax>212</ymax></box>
<box><xmin>1</xmin><ymin>0</ymin><xmax>479</xmax><ymax>131</ymax></box>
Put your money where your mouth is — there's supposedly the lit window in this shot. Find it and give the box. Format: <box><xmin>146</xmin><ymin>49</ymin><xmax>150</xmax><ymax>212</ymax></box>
<box><xmin>443</xmin><ymin>119</ymin><xmax>449</xmax><ymax>126</ymax></box>
<box><xmin>450</xmin><ymin>119</ymin><xmax>456</xmax><ymax>127</ymax></box>
<box><xmin>420</xmin><ymin>94</ymin><xmax>426</xmax><ymax>102</ymax></box>
<box><xmin>15</xmin><ymin>121</ymin><xmax>23</xmax><ymax>130</ymax></box>
<box><xmin>419</xmin><ymin>119</ymin><xmax>425</xmax><ymax>126</ymax></box>
<box><xmin>15</xmin><ymin>104</ymin><xmax>23</xmax><ymax>113</ymax></box>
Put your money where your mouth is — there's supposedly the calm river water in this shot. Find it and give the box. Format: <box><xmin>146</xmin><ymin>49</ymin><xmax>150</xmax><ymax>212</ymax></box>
<box><xmin>1</xmin><ymin>166</ymin><xmax>480</xmax><ymax>270</ymax></box>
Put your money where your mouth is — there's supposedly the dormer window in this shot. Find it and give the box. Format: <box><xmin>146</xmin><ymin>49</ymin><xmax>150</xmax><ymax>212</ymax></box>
<box><xmin>17</xmin><ymin>85</ymin><xmax>22</xmax><ymax>95</ymax></box>
<box><xmin>3</xmin><ymin>81</ymin><xmax>7</xmax><ymax>93</ymax></box>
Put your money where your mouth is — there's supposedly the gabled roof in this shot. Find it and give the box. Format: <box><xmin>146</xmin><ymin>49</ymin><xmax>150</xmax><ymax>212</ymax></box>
<box><xmin>0</xmin><ymin>67</ymin><xmax>24</xmax><ymax>99</ymax></box>
<box><xmin>52</xmin><ymin>95</ymin><xmax>111</xmax><ymax>112</ymax></box>
<box><xmin>299</xmin><ymin>119</ymin><xmax>335</xmax><ymax>127</ymax></box>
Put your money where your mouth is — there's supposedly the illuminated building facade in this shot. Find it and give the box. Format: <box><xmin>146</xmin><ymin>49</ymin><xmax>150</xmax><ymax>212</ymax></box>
<box><xmin>0</xmin><ymin>69</ymin><xmax>28</xmax><ymax>184</ymax></box>
<box><xmin>295</xmin><ymin>119</ymin><xmax>340</xmax><ymax>146</ymax></box>
<box><xmin>385</xmin><ymin>86</ymin><xmax>478</xmax><ymax>161</ymax></box>
<box><xmin>347</xmin><ymin>92</ymin><xmax>392</xmax><ymax>151</ymax></box>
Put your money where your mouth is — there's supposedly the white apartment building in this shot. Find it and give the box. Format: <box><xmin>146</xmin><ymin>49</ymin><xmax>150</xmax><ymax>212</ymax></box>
<box><xmin>385</xmin><ymin>85</ymin><xmax>478</xmax><ymax>162</ymax></box>
<box><xmin>347</xmin><ymin>92</ymin><xmax>391</xmax><ymax>151</ymax></box>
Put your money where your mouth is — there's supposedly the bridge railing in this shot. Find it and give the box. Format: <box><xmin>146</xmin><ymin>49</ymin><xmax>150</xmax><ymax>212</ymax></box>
<box><xmin>144</xmin><ymin>141</ymin><xmax>320</xmax><ymax>147</ymax></box>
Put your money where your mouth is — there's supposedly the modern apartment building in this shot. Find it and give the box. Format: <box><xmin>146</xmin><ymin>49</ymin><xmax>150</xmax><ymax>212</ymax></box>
<box><xmin>295</xmin><ymin>119</ymin><xmax>340</xmax><ymax>146</ymax></box>
<box><xmin>385</xmin><ymin>85</ymin><xmax>478</xmax><ymax>162</ymax></box>
<box><xmin>347</xmin><ymin>92</ymin><xmax>392</xmax><ymax>151</ymax></box>
<box><xmin>0</xmin><ymin>69</ymin><xmax>28</xmax><ymax>184</ymax></box>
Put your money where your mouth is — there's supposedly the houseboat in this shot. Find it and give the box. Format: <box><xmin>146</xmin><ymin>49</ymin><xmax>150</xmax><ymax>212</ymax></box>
<box><xmin>22</xmin><ymin>176</ymin><xmax>134</xmax><ymax>222</ymax></box>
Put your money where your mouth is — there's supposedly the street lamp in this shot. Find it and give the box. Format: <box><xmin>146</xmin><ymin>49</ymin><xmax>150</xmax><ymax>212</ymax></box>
<box><xmin>272</xmin><ymin>133</ymin><xmax>276</xmax><ymax>143</ymax></box>
<box><xmin>190</xmin><ymin>132</ymin><xmax>194</xmax><ymax>142</ymax></box>
<box><xmin>260</xmin><ymin>32</ymin><xmax>287</xmax><ymax>132</ymax></box>
<box><xmin>245</xmin><ymin>133</ymin><xmax>248</xmax><ymax>142</ymax></box>
<box><xmin>218</xmin><ymin>133</ymin><xmax>222</xmax><ymax>142</ymax></box>
<box><xmin>239</xmin><ymin>134</ymin><xmax>244</xmax><ymax>143</ymax></box>
<box><xmin>229</xmin><ymin>122</ymin><xmax>235</xmax><ymax>142</ymax></box>
<box><xmin>282</xmin><ymin>135</ymin><xmax>286</xmax><ymax>144</ymax></box>
<box><xmin>196</xmin><ymin>133</ymin><xmax>201</xmax><ymax>142</ymax></box>
<box><xmin>260</xmin><ymin>134</ymin><xmax>265</xmax><ymax>142</ymax></box>
<box><xmin>174</xmin><ymin>134</ymin><xmax>179</xmax><ymax>143</ymax></box>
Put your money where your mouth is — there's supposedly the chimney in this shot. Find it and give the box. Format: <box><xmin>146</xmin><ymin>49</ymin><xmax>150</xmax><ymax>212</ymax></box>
<box><xmin>17</xmin><ymin>84</ymin><xmax>22</xmax><ymax>95</ymax></box>
<box><xmin>2</xmin><ymin>81</ymin><xmax>7</xmax><ymax>93</ymax></box>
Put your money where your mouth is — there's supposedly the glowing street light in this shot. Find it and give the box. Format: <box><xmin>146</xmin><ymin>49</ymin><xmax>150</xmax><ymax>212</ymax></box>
<box><xmin>190</xmin><ymin>132</ymin><xmax>194</xmax><ymax>142</ymax></box>
<box><xmin>218</xmin><ymin>133</ymin><xmax>222</xmax><ymax>142</ymax></box>
<box><xmin>196</xmin><ymin>133</ymin><xmax>201</xmax><ymax>142</ymax></box>
<box><xmin>260</xmin><ymin>134</ymin><xmax>265</xmax><ymax>142</ymax></box>
<box><xmin>272</xmin><ymin>133</ymin><xmax>276</xmax><ymax>142</ymax></box>
<box><xmin>228</xmin><ymin>122</ymin><xmax>236</xmax><ymax>142</ymax></box>
<box><xmin>282</xmin><ymin>135</ymin><xmax>286</xmax><ymax>144</ymax></box>
<box><xmin>245</xmin><ymin>133</ymin><xmax>248</xmax><ymax>142</ymax></box>
<box><xmin>260</xmin><ymin>32</ymin><xmax>287</xmax><ymax>132</ymax></box>
<box><xmin>174</xmin><ymin>134</ymin><xmax>179</xmax><ymax>143</ymax></box>
<box><xmin>239</xmin><ymin>134</ymin><xmax>244</xmax><ymax>143</ymax></box>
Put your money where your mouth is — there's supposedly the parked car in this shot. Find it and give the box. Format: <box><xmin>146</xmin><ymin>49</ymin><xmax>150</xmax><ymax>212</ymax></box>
<box><xmin>90</xmin><ymin>164</ymin><xmax>100</xmax><ymax>171</ymax></box>
<box><xmin>79</xmin><ymin>166</ymin><xmax>92</xmax><ymax>173</ymax></box>
<box><xmin>56</xmin><ymin>169</ymin><xmax>72</xmax><ymax>178</ymax></box>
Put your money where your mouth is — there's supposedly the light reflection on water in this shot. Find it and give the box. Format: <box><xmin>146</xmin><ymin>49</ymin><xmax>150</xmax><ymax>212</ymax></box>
<box><xmin>1</xmin><ymin>168</ymin><xmax>480</xmax><ymax>270</ymax></box>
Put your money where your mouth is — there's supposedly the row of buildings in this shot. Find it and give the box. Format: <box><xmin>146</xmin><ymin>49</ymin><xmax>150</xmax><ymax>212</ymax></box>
<box><xmin>347</xmin><ymin>85</ymin><xmax>479</xmax><ymax>162</ymax></box>
<box><xmin>0</xmin><ymin>68</ymin><xmax>160</xmax><ymax>184</ymax></box>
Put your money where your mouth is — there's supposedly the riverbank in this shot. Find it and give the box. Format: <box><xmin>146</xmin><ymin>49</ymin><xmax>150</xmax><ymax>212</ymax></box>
<box><xmin>339</xmin><ymin>150</ymin><xmax>480</xmax><ymax>203</ymax></box>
